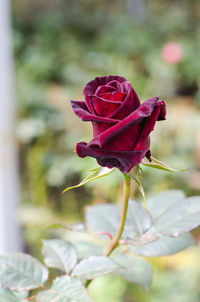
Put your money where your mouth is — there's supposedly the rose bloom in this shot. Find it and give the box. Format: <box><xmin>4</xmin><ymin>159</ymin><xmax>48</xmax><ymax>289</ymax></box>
<box><xmin>161</xmin><ymin>42</ymin><xmax>183</xmax><ymax>64</ymax></box>
<box><xmin>71</xmin><ymin>76</ymin><xmax>166</xmax><ymax>173</ymax></box>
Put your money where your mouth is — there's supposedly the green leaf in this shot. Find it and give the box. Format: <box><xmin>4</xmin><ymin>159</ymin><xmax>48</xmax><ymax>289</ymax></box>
<box><xmin>112</xmin><ymin>252</ymin><xmax>152</xmax><ymax>291</ymax></box>
<box><xmin>37</xmin><ymin>276</ymin><xmax>94</xmax><ymax>302</ymax></box>
<box><xmin>66</xmin><ymin>222</ymin><xmax>87</xmax><ymax>232</ymax></box>
<box><xmin>130</xmin><ymin>233</ymin><xmax>195</xmax><ymax>257</ymax></box>
<box><xmin>85</xmin><ymin>204</ymin><xmax>120</xmax><ymax>237</ymax></box>
<box><xmin>62</xmin><ymin>167</ymin><xmax>115</xmax><ymax>194</ymax></box>
<box><xmin>0</xmin><ymin>253</ymin><xmax>48</xmax><ymax>291</ymax></box>
<box><xmin>147</xmin><ymin>196</ymin><xmax>200</xmax><ymax>236</ymax></box>
<box><xmin>0</xmin><ymin>289</ymin><xmax>20</xmax><ymax>302</ymax></box>
<box><xmin>124</xmin><ymin>199</ymin><xmax>152</xmax><ymax>239</ymax></box>
<box><xmin>72</xmin><ymin>256</ymin><xmax>120</xmax><ymax>280</ymax></box>
<box><xmin>142</xmin><ymin>157</ymin><xmax>188</xmax><ymax>172</ymax></box>
<box><xmin>145</xmin><ymin>190</ymin><xmax>185</xmax><ymax>219</ymax></box>
<box><xmin>73</xmin><ymin>241</ymin><xmax>104</xmax><ymax>259</ymax></box>
<box><xmin>42</xmin><ymin>239</ymin><xmax>78</xmax><ymax>273</ymax></box>
<box><xmin>44</xmin><ymin>222</ymin><xmax>86</xmax><ymax>232</ymax></box>
<box><xmin>14</xmin><ymin>290</ymin><xmax>29</xmax><ymax>300</ymax></box>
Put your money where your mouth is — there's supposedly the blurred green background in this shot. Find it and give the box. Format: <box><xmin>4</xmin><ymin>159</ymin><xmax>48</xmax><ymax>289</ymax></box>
<box><xmin>12</xmin><ymin>0</ymin><xmax>200</xmax><ymax>301</ymax></box>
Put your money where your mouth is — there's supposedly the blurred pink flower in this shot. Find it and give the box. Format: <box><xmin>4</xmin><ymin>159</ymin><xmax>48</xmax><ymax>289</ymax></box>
<box><xmin>161</xmin><ymin>42</ymin><xmax>183</xmax><ymax>64</ymax></box>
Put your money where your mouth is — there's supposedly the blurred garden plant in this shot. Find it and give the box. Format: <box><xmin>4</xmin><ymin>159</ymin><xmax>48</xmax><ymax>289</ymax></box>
<box><xmin>0</xmin><ymin>76</ymin><xmax>200</xmax><ymax>302</ymax></box>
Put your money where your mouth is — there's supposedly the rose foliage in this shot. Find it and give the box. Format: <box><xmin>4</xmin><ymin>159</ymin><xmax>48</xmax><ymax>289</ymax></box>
<box><xmin>0</xmin><ymin>189</ymin><xmax>200</xmax><ymax>301</ymax></box>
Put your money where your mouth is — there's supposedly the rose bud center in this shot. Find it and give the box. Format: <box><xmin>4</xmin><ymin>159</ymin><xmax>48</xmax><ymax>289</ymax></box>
<box><xmin>93</xmin><ymin>91</ymin><xmax>126</xmax><ymax>117</ymax></box>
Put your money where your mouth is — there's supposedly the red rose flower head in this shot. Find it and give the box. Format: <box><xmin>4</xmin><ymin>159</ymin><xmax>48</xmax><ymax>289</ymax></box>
<box><xmin>71</xmin><ymin>76</ymin><xmax>166</xmax><ymax>173</ymax></box>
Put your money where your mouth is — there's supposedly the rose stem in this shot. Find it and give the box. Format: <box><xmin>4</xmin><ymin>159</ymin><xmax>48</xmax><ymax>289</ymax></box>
<box><xmin>105</xmin><ymin>173</ymin><xmax>131</xmax><ymax>256</ymax></box>
<box><xmin>85</xmin><ymin>173</ymin><xmax>131</xmax><ymax>288</ymax></box>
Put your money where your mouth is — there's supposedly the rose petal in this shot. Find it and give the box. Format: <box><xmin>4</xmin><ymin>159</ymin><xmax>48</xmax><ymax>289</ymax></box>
<box><xmin>92</xmin><ymin>95</ymin><xmax>122</xmax><ymax>117</ymax></box>
<box><xmin>76</xmin><ymin>142</ymin><xmax>148</xmax><ymax>173</ymax></box>
<box><xmin>135</xmin><ymin>101</ymin><xmax>166</xmax><ymax>150</ymax></box>
<box><xmin>108</xmin><ymin>83</ymin><xmax>141</xmax><ymax>119</ymax></box>
<box><xmin>71</xmin><ymin>100</ymin><xmax>120</xmax><ymax>124</ymax></box>
<box><xmin>95</xmin><ymin>81</ymin><xmax>126</xmax><ymax>96</ymax></box>
<box><xmin>100</xmin><ymin>91</ymin><xmax>125</xmax><ymax>102</ymax></box>
<box><xmin>83</xmin><ymin>76</ymin><xmax>127</xmax><ymax>96</ymax></box>
<box><xmin>84</xmin><ymin>95</ymin><xmax>96</xmax><ymax>115</ymax></box>
<box><xmin>105</xmin><ymin>80</ymin><xmax>125</xmax><ymax>92</ymax></box>
<box><xmin>91</xmin><ymin>91</ymin><xmax>126</xmax><ymax>117</ymax></box>
<box><xmin>95</xmin><ymin>85</ymin><xmax>118</xmax><ymax>95</ymax></box>
<box><xmin>157</xmin><ymin>101</ymin><xmax>166</xmax><ymax>121</ymax></box>
<box><xmin>92</xmin><ymin>121</ymin><xmax>115</xmax><ymax>136</ymax></box>
<box><xmin>88</xmin><ymin>97</ymin><xmax>159</xmax><ymax>148</ymax></box>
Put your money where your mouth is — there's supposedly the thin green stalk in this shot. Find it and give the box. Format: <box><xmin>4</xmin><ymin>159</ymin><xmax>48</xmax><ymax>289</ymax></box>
<box><xmin>85</xmin><ymin>173</ymin><xmax>131</xmax><ymax>288</ymax></box>
<box><xmin>105</xmin><ymin>173</ymin><xmax>131</xmax><ymax>256</ymax></box>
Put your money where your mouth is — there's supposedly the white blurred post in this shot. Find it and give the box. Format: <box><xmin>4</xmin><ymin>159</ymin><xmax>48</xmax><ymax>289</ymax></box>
<box><xmin>0</xmin><ymin>0</ymin><xmax>23</xmax><ymax>252</ymax></box>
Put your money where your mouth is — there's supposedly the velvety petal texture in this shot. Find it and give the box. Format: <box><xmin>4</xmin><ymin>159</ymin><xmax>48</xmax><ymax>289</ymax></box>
<box><xmin>71</xmin><ymin>76</ymin><xmax>166</xmax><ymax>173</ymax></box>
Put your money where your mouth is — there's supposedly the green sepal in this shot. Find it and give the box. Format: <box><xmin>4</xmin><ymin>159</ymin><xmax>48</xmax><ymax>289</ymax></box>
<box><xmin>132</xmin><ymin>166</ymin><xmax>148</xmax><ymax>212</ymax></box>
<box><xmin>62</xmin><ymin>167</ymin><xmax>115</xmax><ymax>194</ymax></box>
<box><xmin>142</xmin><ymin>157</ymin><xmax>188</xmax><ymax>172</ymax></box>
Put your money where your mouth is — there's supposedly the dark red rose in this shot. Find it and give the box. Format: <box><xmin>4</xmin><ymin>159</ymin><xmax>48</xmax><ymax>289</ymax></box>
<box><xmin>71</xmin><ymin>76</ymin><xmax>166</xmax><ymax>173</ymax></box>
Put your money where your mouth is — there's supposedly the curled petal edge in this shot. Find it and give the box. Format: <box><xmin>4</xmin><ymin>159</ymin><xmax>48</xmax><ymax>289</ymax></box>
<box><xmin>83</xmin><ymin>76</ymin><xmax>127</xmax><ymax>96</ymax></box>
<box><xmin>71</xmin><ymin>100</ymin><xmax>120</xmax><ymax>124</ymax></box>
<box><xmin>76</xmin><ymin>142</ymin><xmax>148</xmax><ymax>173</ymax></box>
